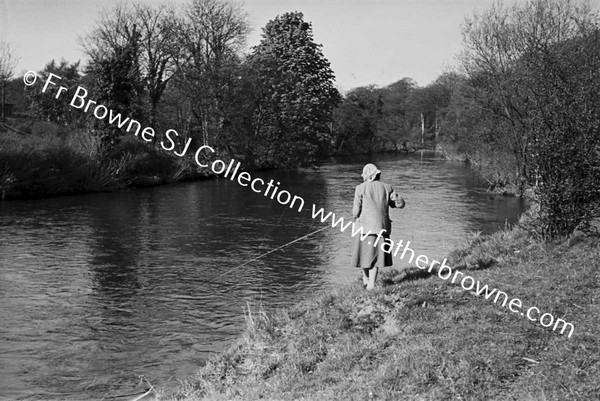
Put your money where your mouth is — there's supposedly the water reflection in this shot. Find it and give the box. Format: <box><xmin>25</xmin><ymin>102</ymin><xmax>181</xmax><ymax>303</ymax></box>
<box><xmin>0</xmin><ymin>152</ymin><xmax>526</xmax><ymax>399</ymax></box>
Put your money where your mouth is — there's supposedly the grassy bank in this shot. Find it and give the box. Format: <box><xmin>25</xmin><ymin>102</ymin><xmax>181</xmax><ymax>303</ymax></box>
<box><xmin>160</xmin><ymin>217</ymin><xmax>599</xmax><ymax>400</ymax></box>
<box><xmin>0</xmin><ymin>123</ymin><xmax>210</xmax><ymax>200</ymax></box>
<box><xmin>437</xmin><ymin>144</ymin><xmax>526</xmax><ymax>197</ymax></box>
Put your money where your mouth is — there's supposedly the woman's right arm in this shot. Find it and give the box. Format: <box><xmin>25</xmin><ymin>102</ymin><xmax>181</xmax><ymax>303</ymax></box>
<box><xmin>390</xmin><ymin>189</ymin><xmax>405</xmax><ymax>209</ymax></box>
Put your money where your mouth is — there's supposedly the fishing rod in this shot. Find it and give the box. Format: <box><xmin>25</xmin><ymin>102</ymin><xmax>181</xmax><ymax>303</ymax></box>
<box><xmin>208</xmin><ymin>224</ymin><xmax>330</xmax><ymax>284</ymax></box>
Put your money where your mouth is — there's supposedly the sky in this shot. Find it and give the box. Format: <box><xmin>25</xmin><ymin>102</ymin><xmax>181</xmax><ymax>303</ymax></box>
<box><xmin>1</xmin><ymin>0</ymin><xmax>533</xmax><ymax>92</ymax></box>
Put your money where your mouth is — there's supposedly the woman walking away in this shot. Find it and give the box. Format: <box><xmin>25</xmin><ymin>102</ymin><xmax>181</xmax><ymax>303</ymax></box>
<box><xmin>351</xmin><ymin>163</ymin><xmax>405</xmax><ymax>290</ymax></box>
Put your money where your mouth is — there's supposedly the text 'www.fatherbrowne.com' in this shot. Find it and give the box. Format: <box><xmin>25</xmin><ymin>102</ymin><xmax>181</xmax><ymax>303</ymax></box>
<box><xmin>310</xmin><ymin>204</ymin><xmax>576</xmax><ymax>338</ymax></box>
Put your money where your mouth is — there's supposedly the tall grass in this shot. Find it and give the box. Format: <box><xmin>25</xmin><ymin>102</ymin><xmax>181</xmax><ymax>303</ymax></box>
<box><xmin>0</xmin><ymin>122</ymin><xmax>188</xmax><ymax>199</ymax></box>
<box><xmin>0</xmin><ymin>127</ymin><xmax>124</xmax><ymax>198</ymax></box>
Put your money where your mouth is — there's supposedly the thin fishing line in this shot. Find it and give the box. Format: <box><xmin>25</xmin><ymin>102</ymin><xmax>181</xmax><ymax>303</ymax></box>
<box><xmin>256</xmin><ymin>202</ymin><xmax>291</xmax><ymax>299</ymax></box>
<box><xmin>208</xmin><ymin>224</ymin><xmax>330</xmax><ymax>284</ymax></box>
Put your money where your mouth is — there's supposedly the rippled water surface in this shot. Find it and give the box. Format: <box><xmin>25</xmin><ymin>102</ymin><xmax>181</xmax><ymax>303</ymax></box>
<box><xmin>0</xmin><ymin>153</ymin><xmax>526</xmax><ymax>399</ymax></box>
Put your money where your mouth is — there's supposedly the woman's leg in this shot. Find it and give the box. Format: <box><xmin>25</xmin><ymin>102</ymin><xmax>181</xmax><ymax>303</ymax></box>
<box><xmin>362</xmin><ymin>268</ymin><xmax>369</xmax><ymax>286</ymax></box>
<box><xmin>366</xmin><ymin>266</ymin><xmax>378</xmax><ymax>290</ymax></box>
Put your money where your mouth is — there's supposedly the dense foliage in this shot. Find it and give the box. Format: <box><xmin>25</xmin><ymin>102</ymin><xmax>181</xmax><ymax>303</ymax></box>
<box><xmin>27</xmin><ymin>60</ymin><xmax>83</xmax><ymax>126</ymax></box>
<box><xmin>247</xmin><ymin>12</ymin><xmax>341</xmax><ymax>167</ymax></box>
<box><xmin>525</xmin><ymin>30</ymin><xmax>600</xmax><ymax>237</ymax></box>
<box><xmin>455</xmin><ymin>0</ymin><xmax>600</xmax><ymax>238</ymax></box>
<box><xmin>332</xmin><ymin>76</ymin><xmax>456</xmax><ymax>154</ymax></box>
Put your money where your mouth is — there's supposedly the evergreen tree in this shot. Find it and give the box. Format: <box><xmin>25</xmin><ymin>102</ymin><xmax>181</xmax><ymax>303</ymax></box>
<box><xmin>248</xmin><ymin>12</ymin><xmax>341</xmax><ymax>167</ymax></box>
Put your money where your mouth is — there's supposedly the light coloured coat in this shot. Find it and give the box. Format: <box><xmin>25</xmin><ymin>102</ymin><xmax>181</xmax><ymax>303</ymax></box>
<box><xmin>352</xmin><ymin>180</ymin><xmax>402</xmax><ymax>235</ymax></box>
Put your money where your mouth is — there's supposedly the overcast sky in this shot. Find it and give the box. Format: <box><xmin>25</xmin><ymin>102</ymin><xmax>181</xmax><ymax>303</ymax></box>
<box><xmin>1</xmin><ymin>0</ymin><xmax>534</xmax><ymax>92</ymax></box>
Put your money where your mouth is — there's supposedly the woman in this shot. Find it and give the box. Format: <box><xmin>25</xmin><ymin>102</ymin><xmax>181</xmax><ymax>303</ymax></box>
<box><xmin>351</xmin><ymin>163</ymin><xmax>405</xmax><ymax>290</ymax></box>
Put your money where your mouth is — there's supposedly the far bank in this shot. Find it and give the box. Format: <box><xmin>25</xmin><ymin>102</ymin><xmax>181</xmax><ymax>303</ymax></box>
<box><xmin>0</xmin><ymin>123</ymin><xmax>436</xmax><ymax>201</ymax></box>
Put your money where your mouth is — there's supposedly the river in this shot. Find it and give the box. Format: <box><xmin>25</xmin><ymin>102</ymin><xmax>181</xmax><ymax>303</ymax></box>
<box><xmin>0</xmin><ymin>152</ymin><xmax>527</xmax><ymax>400</ymax></box>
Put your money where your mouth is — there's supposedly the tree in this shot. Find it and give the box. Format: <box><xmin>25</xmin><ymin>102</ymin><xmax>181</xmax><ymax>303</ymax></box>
<box><xmin>460</xmin><ymin>0</ymin><xmax>600</xmax><ymax>237</ymax></box>
<box><xmin>28</xmin><ymin>60</ymin><xmax>83</xmax><ymax>125</ymax></box>
<box><xmin>82</xmin><ymin>2</ymin><xmax>180</xmax><ymax>130</ymax></box>
<box><xmin>133</xmin><ymin>3</ymin><xmax>181</xmax><ymax>128</ymax></box>
<box><xmin>437</xmin><ymin>72</ymin><xmax>520</xmax><ymax>188</ymax></box>
<box><xmin>333</xmin><ymin>85</ymin><xmax>383</xmax><ymax>154</ymax></box>
<box><xmin>174</xmin><ymin>0</ymin><xmax>250</xmax><ymax>150</ymax></box>
<box><xmin>522</xmin><ymin>6</ymin><xmax>600</xmax><ymax>237</ymax></box>
<box><xmin>378</xmin><ymin>78</ymin><xmax>417</xmax><ymax>151</ymax></box>
<box><xmin>0</xmin><ymin>40</ymin><xmax>18</xmax><ymax>122</ymax></box>
<box><xmin>410</xmin><ymin>75</ymin><xmax>455</xmax><ymax>144</ymax></box>
<box><xmin>332</xmin><ymin>77</ymin><xmax>453</xmax><ymax>155</ymax></box>
<box><xmin>248</xmin><ymin>12</ymin><xmax>341</xmax><ymax>167</ymax></box>
<box><xmin>461</xmin><ymin>2</ymin><xmax>536</xmax><ymax>193</ymax></box>
<box><xmin>86</xmin><ymin>30</ymin><xmax>144</xmax><ymax>149</ymax></box>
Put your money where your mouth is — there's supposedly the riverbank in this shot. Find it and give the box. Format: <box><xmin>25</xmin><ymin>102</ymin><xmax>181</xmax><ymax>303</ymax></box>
<box><xmin>0</xmin><ymin>126</ymin><xmax>214</xmax><ymax>200</ymax></box>
<box><xmin>0</xmin><ymin>123</ymin><xmax>432</xmax><ymax>201</ymax></box>
<box><xmin>158</xmin><ymin>214</ymin><xmax>599</xmax><ymax>400</ymax></box>
<box><xmin>437</xmin><ymin>144</ymin><xmax>528</xmax><ymax>197</ymax></box>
